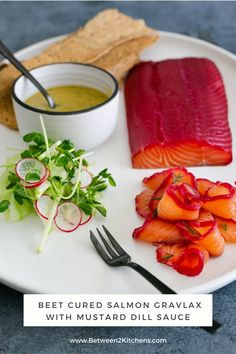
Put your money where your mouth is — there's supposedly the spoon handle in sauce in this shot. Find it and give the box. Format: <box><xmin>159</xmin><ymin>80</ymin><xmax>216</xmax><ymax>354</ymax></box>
<box><xmin>0</xmin><ymin>40</ymin><xmax>55</xmax><ymax>109</ymax></box>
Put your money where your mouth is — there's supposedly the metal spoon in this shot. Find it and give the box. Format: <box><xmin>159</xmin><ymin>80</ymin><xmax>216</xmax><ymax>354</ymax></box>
<box><xmin>0</xmin><ymin>40</ymin><xmax>56</xmax><ymax>109</ymax></box>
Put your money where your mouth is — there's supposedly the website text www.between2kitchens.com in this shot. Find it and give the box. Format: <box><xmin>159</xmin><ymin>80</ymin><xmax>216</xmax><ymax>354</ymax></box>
<box><xmin>68</xmin><ymin>337</ymin><xmax>168</xmax><ymax>345</ymax></box>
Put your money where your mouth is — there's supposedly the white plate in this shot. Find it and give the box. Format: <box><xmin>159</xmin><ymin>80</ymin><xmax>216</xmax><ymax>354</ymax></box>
<box><xmin>1</xmin><ymin>31</ymin><xmax>236</xmax><ymax>294</ymax></box>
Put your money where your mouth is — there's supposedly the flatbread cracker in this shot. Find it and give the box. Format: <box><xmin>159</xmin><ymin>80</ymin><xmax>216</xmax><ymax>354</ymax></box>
<box><xmin>39</xmin><ymin>8</ymin><xmax>157</xmax><ymax>63</ymax></box>
<box><xmin>93</xmin><ymin>35</ymin><xmax>157</xmax><ymax>68</ymax></box>
<box><xmin>108</xmin><ymin>54</ymin><xmax>140</xmax><ymax>85</ymax></box>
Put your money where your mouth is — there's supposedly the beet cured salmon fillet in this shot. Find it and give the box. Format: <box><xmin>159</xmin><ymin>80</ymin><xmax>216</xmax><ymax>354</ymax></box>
<box><xmin>125</xmin><ymin>58</ymin><xmax>232</xmax><ymax>168</ymax></box>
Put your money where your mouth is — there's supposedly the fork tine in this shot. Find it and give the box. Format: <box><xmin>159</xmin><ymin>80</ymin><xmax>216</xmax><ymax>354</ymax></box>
<box><xmin>96</xmin><ymin>228</ymin><xmax>118</xmax><ymax>258</ymax></box>
<box><xmin>90</xmin><ymin>231</ymin><xmax>111</xmax><ymax>263</ymax></box>
<box><xmin>102</xmin><ymin>225</ymin><xmax>126</xmax><ymax>255</ymax></box>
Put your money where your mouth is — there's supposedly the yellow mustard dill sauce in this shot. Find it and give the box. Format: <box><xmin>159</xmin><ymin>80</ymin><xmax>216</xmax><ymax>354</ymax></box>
<box><xmin>25</xmin><ymin>85</ymin><xmax>109</xmax><ymax>112</ymax></box>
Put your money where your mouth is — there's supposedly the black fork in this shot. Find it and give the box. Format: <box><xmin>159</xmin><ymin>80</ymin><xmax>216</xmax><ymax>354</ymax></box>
<box><xmin>90</xmin><ymin>225</ymin><xmax>221</xmax><ymax>334</ymax></box>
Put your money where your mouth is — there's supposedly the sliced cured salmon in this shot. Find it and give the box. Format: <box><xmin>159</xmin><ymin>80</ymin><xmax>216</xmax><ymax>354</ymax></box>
<box><xmin>143</xmin><ymin>169</ymin><xmax>169</xmax><ymax>190</ymax></box>
<box><xmin>177</xmin><ymin>210</ymin><xmax>225</xmax><ymax>256</ymax></box>
<box><xmin>172</xmin><ymin>247</ymin><xmax>206</xmax><ymax>276</ymax></box>
<box><xmin>135</xmin><ymin>189</ymin><xmax>153</xmax><ymax>218</ymax></box>
<box><xmin>133</xmin><ymin>167</ymin><xmax>236</xmax><ymax>276</ymax></box>
<box><xmin>125</xmin><ymin>59</ymin><xmax>232</xmax><ymax>168</ymax></box>
<box><xmin>143</xmin><ymin>167</ymin><xmax>196</xmax><ymax>190</ymax></box>
<box><xmin>202</xmin><ymin>182</ymin><xmax>236</xmax><ymax>219</ymax></box>
<box><xmin>147</xmin><ymin>168</ymin><xmax>197</xmax><ymax>212</ymax></box>
<box><xmin>157</xmin><ymin>183</ymin><xmax>201</xmax><ymax>221</ymax></box>
<box><xmin>156</xmin><ymin>242</ymin><xmax>208</xmax><ymax>276</ymax></box>
<box><xmin>149</xmin><ymin>178</ymin><xmax>170</xmax><ymax>212</ymax></box>
<box><xmin>156</xmin><ymin>243</ymin><xmax>187</xmax><ymax>266</ymax></box>
<box><xmin>133</xmin><ymin>217</ymin><xmax>184</xmax><ymax>244</ymax></box>
<box><xmin>196</xmin><ymin>178</ymin><xmax>214</xmax><ymax>196</ymax></box>
<box><xmin>214</xmin><ymin>216</ymin><xmax>236</xmax><ymax>242</ymax></box>
<box><xmin>187</xmin><ymin>244</ymin><xmax>209</xmax><ymax>263</ymax></box>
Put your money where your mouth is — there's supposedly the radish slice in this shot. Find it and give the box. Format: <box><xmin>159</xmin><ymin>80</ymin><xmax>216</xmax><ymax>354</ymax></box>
<box><xmin>16</xmin><ymin>158</ymin><xmax>47</xmax><ymax>184</ymax></box>
<box><xmin>54</xmin><ymin>202</ymin><xmax>82</xmax><ymax>232</ymax></box>
<box><xmin>35</xmin><ymin>195</ymin><xmax>56</xmax><ymax>220</ymax></box>
<box><xmin>80</xmin><ymin>169</ymin><xmax>92</xmax><ymax>188</ymax></box>
<box><xmin>72</xmin><ymin>168</ymin><xmax>92</xmax><ymax>188</ymax></box>
<box><xmin>23</xmin><ymin>169</ymin><xmax>50</xmax><ymax>189</ymax></box>
<box><xmin>80</xmin><ymin>212</ymin><xmax>92</xmax><ymax>226</ymax></box>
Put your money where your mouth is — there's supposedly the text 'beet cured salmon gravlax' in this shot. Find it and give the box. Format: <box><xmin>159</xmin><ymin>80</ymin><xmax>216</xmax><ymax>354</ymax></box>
<box><xmin>125</xmin><ymin>58</ymin><xmax>232</xmax><ymax>168</ymax></box>
<box><xmin>133</xmin><ymin>167</ymin><xmax>236</xmax><ymax>276</ymax></box>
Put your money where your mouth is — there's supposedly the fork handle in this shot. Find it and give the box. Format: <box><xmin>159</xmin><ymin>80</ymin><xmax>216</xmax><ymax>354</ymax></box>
<box><xmin>127</xmin><ymin>261</ymin><xmax>176</xmax><ymax>294</ymax></box>
<box><xmin>126</xmin><ymin>262</ymin><xmax>221</xmax><ymax>334</ymax></box>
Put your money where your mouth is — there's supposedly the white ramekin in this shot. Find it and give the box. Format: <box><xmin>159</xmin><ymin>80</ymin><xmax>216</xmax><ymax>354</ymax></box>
<box><xmin>12</xmin><ymin>63</ymin><xmax>119</xmax><ymax>150</ymax></box>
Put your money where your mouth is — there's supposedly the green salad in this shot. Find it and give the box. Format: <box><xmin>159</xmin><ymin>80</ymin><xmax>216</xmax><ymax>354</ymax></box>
<box><xmin>0</xmin><ymin>116</ymin><xmax>116</xmax><ymax>252</ymax></box>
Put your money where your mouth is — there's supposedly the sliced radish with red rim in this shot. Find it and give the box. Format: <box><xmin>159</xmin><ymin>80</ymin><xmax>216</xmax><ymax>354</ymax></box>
<box><xmin>54</xmin><ymin>202</ymin><xmax>82</xmax><ymax>232</ymax></box>
<box><xmin>35</xmin><ymin>195</ymin><xmax>56</xmax><ymax>220</ymax></box>
<box><xmin>72</xmin><ymin>168</ymin><xmax>92</xmax><ymax>188</ymax></box>
<box><xmin>80</xmin><ymin>212</ymin><xmax>92</xmax><ymax>226</ymax></box>
<box><xmin>23</xmin><ymin>169</ymin><xmax>50</xmax><ymax>189</ymax></box>
<box><xmin>80</xmin><ymin>169</ymin><xmax>92</xmax><ymax>188</ymax></box>
<box><xmin>16</xmin><ymin>158</ymin><xmax>47</xmax><ymax>184</ymax></box>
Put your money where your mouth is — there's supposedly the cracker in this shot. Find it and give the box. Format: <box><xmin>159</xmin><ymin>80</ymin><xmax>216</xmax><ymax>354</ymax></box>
<box><xmin>93</xmin><ymin>35</ymin><xmax>157</xmax><ymax>69</ymax></box>
<box><xmin>107</xmin><ymin>53</ymin><xmax>140</xmax><ymax>84</ymax></box>
<box><xmin>39</xmin><ymin>9</ymin><xmax>157</xmax><ymax>63</ymax></box>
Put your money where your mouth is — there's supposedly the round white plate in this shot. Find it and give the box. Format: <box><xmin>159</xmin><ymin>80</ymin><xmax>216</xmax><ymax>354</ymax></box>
<box><xmin>1</xmin><ymin>32</ymin><xmax>236</xmax><ymax>294</ymax></box>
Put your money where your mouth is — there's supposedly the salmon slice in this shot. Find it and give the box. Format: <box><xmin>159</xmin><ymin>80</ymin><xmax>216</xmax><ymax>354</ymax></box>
<box><xmin>143</xmin><ymin>169</ymin><xmax>169</xmax><ymax>190</ymax></box>
<box><xmin>202</xmin><ymin>182</ymin><xmax>236</xmax><ymax>219</ymax></box>
<box><xmin>143</xmin><ymin>167</ymin><xmax>196</xmax><ymax>190</ymax></box>
<box><xmin>196</xmin><ymin>209</ymin><xmax>214</xmax><ymax>222</ymax></box>
<box><xmin>156</xmin><ymin>242</ymin><xmax>208</xmax><ymax>276</ymax></box>
<box><xmin>214</xmin><ymin>216</ymin><xmax>236</xmax><ymax>242</ymax></box>
<box><xmin>149</xmin><ymin>178</ymin><xmax>169</xmax><ymax>212</ymax></box>
<box><xmin>177</xmin><ymin>210</ymin><xmax>225</xmax><ymax>256</ymax></box>
<box><xmin>148</xmin><ymin>168</ymin><xmax>197</xmax><ymax>211</ymax></box>
<box><xmin>135</xmin><ymin>190</ymin><xmax>153</xmax><ymax>218</ymax></box>
<box><xmin>196</xmin><ymin>178</ymin><xmax>214</xmax><ymax>196</ymax></box>
<box><xmin>125</xmin><ymin>59</ymin><xmax>232</xmax><ymax>168</ymax></box>
<box><xmin>157</xmin><ymin>183</ymin><xmax>201</xmax><ymax>221</ymax></box>
<box><xmin>156</xmin><ymin>243</ymin><xmax>209</xmax><ymax>265</ymax></box>
<box><xmin>187</xmin><ymin>244</ymin><xmax>209</xmax><ymax>263</ymax></box>
<box><xmin>156</xmin><ymin>243</ymin><xmax>187</xmax><ymax>266</ymax></box>
<box><xmin>133</xmin><ymin>217</ymin><xmax>184</xmax><ymax>243</ymax></box>
<box><xmin>172</xmin><ymin>247</ymin><xmax>206</xmax><ymax>276</ymax></box>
